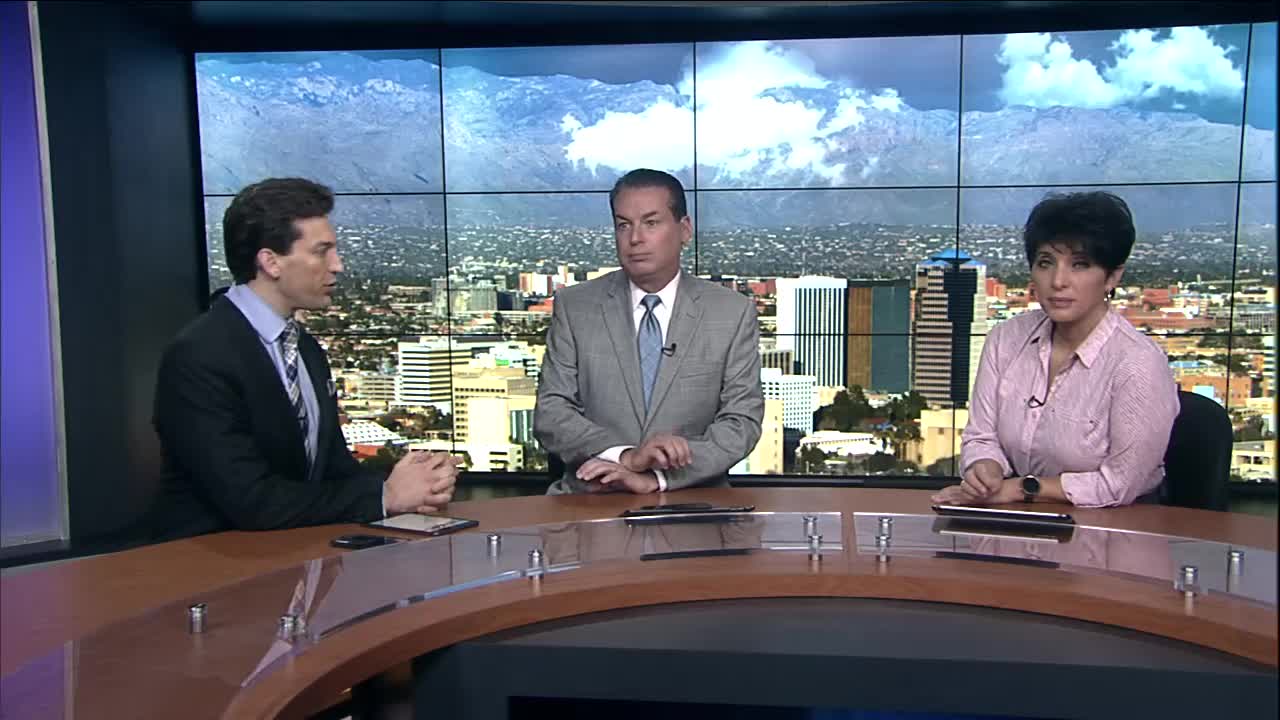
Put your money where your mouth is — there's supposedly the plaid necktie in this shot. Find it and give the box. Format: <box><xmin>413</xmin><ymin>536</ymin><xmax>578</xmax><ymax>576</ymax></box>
<box><xmin>280</xmin><ymin>319</ymin><xmax>309</xmax><ymax>440</ymax></box>
<box><xmin>637</xmin><ymin>294</ymin><xmax>663</xmax><ymax>412</ymax></box>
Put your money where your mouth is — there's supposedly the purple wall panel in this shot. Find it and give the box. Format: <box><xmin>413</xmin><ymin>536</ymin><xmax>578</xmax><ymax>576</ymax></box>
<box><xmin>1</xmin><ymin>0</ymin><xmax>64</xmax><ymax>545</ymax></box>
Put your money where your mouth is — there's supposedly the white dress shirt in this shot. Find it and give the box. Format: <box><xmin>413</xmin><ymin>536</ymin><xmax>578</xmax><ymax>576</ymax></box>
<box><xmin>595</xmin><ymin>271</ymin><xmax>681</xmax><ymax>491</ymax></box>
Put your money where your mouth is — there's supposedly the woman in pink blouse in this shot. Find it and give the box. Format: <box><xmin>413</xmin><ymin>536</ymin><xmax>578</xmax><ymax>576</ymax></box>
<box><xmin>933</xmin><ymin>191</ymin><xmax>1180</xmax><ymax>508</ymax></box>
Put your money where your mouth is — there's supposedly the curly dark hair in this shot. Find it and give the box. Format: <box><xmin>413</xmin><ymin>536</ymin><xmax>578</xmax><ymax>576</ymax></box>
<box><xmin>223</xmin><ymin>178</ymin><xmax>335</xmax><ymax>284</ymax></box>
<box><xmin>1023</xmin><ymin>191</ymin><xmax>1136</xmax><ymax>273</ymax></box>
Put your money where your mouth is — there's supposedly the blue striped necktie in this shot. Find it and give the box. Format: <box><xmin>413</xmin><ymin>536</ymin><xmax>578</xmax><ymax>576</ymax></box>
<box><xmin>638</xmin><ymin>294</ymin><xmax>663</xmax><ymax>412</ymax></box>
<box><xmin>280</xmin><ymin>319</ymin><xmax>309</xmax><ymax>440</ymax></box>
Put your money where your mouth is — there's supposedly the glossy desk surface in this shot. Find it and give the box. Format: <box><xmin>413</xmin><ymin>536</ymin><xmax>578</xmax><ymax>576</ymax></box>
<box><xmin>1</xmin><ymin>488</ymin><xmax>1276</xmax><ymax>719</ymax></box>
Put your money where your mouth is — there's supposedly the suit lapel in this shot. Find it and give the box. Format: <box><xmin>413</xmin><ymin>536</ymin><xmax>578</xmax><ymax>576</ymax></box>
<box><xmin>219</xmin><ymin>300</ymin><xmax>309</xmax><ymax>478</ymax></box>
<box><xmin>299</xmin><ymin>332</ymin><xmax>332</xmax><ymax>482</ymax></box>
<box><xmin>603</xmin><ymin>272</ymin><xmax>646</xmax><ymax>427</ymax></box>
<box><xmin>644</xmin><ymin>273</ymin><xmax>704</xmax><ymax>428</ymax></box>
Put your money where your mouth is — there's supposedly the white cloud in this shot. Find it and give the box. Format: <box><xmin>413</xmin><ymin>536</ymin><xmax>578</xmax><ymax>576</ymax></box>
<box><xmin>998</xmin><ymin>33</ymin><xmax>1124</xmax><ymax>108</ymax></box>
<box><xmin>998</xmin><ymin>26</ymin><xmax>1243</xmax><ymax>110</ymax></box>
<box><xmin>859</xmin><ymin>156</ymin><xmax>880</xmax><ymax>180</ymax></box>
<box><xmin>561</xmin><ymin>40</ymin><xmax>906</xmax><ymax>182</ymax></box>
<box><xmin>1107</xmin><ymin>27</ymin><xmax>1244</xmax><ymax>100</ymax></box>
<box><xmin>870</xmin><ymin>88</ymin><xmax>905</xmax><ymax>112</ymax></box>
<box><xmin>560</xmin><ymin>114</ymin><xmax>582</xmax><ymax>133</ymax></box>
<box><xmin>562</xmin><ymin>101</ymin><xmax>692</xmax><ymax>175</ymax></box>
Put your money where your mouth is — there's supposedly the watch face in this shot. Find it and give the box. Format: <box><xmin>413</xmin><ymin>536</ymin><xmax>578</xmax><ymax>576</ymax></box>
<box><xmin>1022</xmin><ymin>475</ymin><xmax>1041</xmax><ymax>495</ymax></box>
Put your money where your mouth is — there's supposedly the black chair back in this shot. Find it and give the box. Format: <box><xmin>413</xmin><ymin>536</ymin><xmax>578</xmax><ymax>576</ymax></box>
<box><xmin>1162</xmin><ymin>390</ymin><xmax>1232</xmax><ymax>511</ymax></box>
<box><xmin>548</xmin><ymin>452</ymin><xmax>565</xmax><ymax>482</ymax></box>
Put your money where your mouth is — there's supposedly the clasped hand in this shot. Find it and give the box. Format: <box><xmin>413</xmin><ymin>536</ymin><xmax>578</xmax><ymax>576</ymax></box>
<box><xmin>385</xmin><ymin>450</ymin><xmax>460</xmax><ymax>514</ymax></box>
<box><xmin>930</xmin><ymin>459</ymin><xmax>1022</xmax><ymax>505</ymax></box>
<box><xmin>575</xmin><ymin>434</ymin><xmax>692</xmax><ymax>494</ymax></box>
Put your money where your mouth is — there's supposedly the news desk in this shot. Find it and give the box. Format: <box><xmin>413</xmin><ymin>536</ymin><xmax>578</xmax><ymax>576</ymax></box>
<box><xmin>1</xmin><ymin>488</ymin><xmax>1276</xmax><ymax>719</ymax></box>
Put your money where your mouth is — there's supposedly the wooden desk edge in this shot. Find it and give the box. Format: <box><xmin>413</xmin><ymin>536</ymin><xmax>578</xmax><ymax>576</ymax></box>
<box><xmin>224</xmin><ymin>553</ymin><xmax>1279</xmax><ymax>720</ymax></box>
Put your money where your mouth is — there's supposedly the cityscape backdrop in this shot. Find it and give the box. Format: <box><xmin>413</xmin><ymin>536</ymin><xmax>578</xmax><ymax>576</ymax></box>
<box><xmin>196</xmin><ymin>24</ymin><xmax>1278</xmax><ymax>483</ymax></box>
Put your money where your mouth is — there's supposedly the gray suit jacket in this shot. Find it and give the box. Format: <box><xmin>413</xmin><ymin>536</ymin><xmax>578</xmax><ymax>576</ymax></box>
<box><xmin>534</xmin><ymin>270</ymin><xmax>764</xmax><ymax>494</ymax></box>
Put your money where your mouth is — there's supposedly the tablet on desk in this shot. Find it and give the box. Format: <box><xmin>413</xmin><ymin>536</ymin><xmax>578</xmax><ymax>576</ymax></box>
<box><xmin>931</xmin><ymin>517</ymin><xmax>1076</xmax><ymax>544</ymax></box>
<box><xmin>365</xmin><ymin>514</ymin><xmax>478</xmax><ymax>536</ymax></box>
<box><xmin>932</xmin><ymin>504</ymin><xmax>1074</xmax><ymax>525</ymax></box>
<box><xmin>620</xmin><ymin>503</ymin><xmax>755</xmax><ymax>518</ymax></box>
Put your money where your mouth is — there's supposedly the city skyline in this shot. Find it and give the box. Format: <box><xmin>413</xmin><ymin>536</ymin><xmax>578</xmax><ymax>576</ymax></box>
<box><xmin>193</xmin><ymin>23</ymin><xmax>1277</xmax><ymax>483</ymax></box>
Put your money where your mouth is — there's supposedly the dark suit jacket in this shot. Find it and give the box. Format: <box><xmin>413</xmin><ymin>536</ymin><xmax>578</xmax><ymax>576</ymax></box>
<box><xmin>149</xmin><ymin>297</ymin><xmax>384</xmax><ymax>540</ymax></box>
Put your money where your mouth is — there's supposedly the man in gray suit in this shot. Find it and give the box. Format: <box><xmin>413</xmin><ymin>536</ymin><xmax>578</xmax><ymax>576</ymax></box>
<box><xmin>534</xmin><ymin>169</ymin><xmax>764</xmax><ymax>494</ymax></box>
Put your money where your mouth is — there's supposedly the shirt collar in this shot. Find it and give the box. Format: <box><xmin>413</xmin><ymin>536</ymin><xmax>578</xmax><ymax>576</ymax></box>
<box><xmin>227</xmin><ymin>283</ymin><xmax>290</xmax><ymax>345</ymax></box>
<box><xmin>1073</xmin><ymin>308</ymin><xmax>1121</xmax><ymax>369</ymax></box>
<box><xmin>1022</xmin><ymin>307</ymin><xmax>1120</xmax><ymax>369</ymax></box>
<box><xmin>629</xmin><ymin>271</ymin><xmax>681</xmax><ymax>312</ymax></box>
<box><xmin>1023</xmin><ymin>311</ymin><xmax>1054</xmax><ymax>352</ymax></box>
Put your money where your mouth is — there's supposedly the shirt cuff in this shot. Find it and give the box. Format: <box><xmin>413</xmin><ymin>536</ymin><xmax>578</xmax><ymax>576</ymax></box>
<box><xmin>381</xmin><ymin>482</ymin><xmax>389</xmax><ymax>518</ymax></box>
<box><xmin>653</xmin><ymin>469</ymin><xmax>667</xmax><ymax>492</ymax></box>
<box><xmin>596</xmin><ymin>446</ymin><xmax>633</xmax><ymax>465</ymax></box>
<box><xmin>1060</xmin><ymin>471</ymin><xmax>1138</xmax><ymax>508</ymax></box>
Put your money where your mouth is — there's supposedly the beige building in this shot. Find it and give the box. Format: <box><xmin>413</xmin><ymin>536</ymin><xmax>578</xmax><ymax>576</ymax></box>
<box><xmin>408</xmin><ymin>439</ymin><xmax>524</xmax><ymax>472</ymax></box>
<box><xmin>816</xmin><ymin>386</ymin><xmax>844</xmax><ymax>409</ymax></box>
<box><xmin>907</xmin><ymin>408</ymin><xmax>969</xmax><ymax>473</ymax></box>
<box><xmin>799</xmin><ymin>430</ymin><xmax>881</xmax><ymax>457</ymax></box>
<box><xmin>1231</xmin><ymin>440</ymin><xmax>1276</xmax><ymax>482</ymax></box>
<box><xmin>451</xmin><ymin>368</ymin><xmax>536</xmax><ymax>443</ymax></box>
<box><xmin>732</xmin><ymin>399</ymin><xmax>784</xmax><ymax>475</ymax></box>
<box><xmin>587</xmin><ymin>266</ymin><xmax>621</xmax><ymax>281</ymax></box>
<box><xmin>464</xmin><ymin>394</ymin><xmax>538</xmax><ymax>446</ymax></box>
<box><xmin>337</xmin><ymin>370</ymin><xmax>396</xmax><ymax>403</ymax></box>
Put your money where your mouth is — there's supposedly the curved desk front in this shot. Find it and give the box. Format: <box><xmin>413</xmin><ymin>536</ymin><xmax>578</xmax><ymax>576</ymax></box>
<box><xmin>1</xmin><ymin>489</ymin><xmax>1275</xmax><ymax>719</ymax></box>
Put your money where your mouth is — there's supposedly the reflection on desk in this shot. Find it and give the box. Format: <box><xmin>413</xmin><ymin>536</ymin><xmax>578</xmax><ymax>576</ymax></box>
<box><xmin>1</xmin><ymin>492</ymin><xmax>1274</xmax><ymax>720</ymax></box>
<box><xmin>537</xmin><ymin>512</ymin><xmax>839</xmax><ymax>565</ymax></box>
<box><xmin>855</xmin><ymin>512</ymin><xmax>1276</xmax><ymax>606</ymax></box>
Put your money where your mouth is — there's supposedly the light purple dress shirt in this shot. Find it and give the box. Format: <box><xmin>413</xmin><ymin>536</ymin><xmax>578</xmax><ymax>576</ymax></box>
<box><xmin>960</xmin><ymin>308</ymin><xmax>1180</xmax><ymax>507</ymax></box>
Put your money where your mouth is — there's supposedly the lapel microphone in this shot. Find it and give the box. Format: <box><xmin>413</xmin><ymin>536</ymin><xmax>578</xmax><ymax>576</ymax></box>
<box><xmin>662</xmin><ymin>343</ymin><xmax>677</xmax><ymax>357</ymax></box>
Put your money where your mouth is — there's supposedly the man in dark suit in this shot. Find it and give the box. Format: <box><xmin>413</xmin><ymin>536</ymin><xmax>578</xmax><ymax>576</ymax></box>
<box><xmin>534</xmin><ymin>169</ymin><xmax>764</xmax><ymax>494</ymax></box>
<box><xmin>151</xmin><ymin>178</ymin><xmax>456</xmax><ymax>540</ymax></box>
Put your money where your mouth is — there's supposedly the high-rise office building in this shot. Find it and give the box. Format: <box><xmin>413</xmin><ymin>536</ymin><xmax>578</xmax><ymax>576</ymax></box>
<box><xmin>911</xmin><ymin>250</ymin><xmax>988</xmax><ymax>408</ymax></box>
<box><xmin>395</xmin><ymin>338</ymin><xmax>473</xmax><ymax>408</ymax></box>
<box><xmin>846</xmin><ymin>279</ymin><xmax>910</xmax><ymax>393</ymax></box>
<box><xmin>758</xmin><ymin>337</ymin><xmax>795</xmax><ymax>375</ymax></box>
<box><xmin>760</xmin><ymin>368</ymin><xmax>817</xmax><ymax>435</ymax></box>
<box><xmin>776</xmin><ymin>276</ymin><xmax>848</xmax><ymax>388</ymax></box>
<box><xmin>474</xmin><ymin>342</ymin><xmax>544</xmax><ymax>378</ymax></box>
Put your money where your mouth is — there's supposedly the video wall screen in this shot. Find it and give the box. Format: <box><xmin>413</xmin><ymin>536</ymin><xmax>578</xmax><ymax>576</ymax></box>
<box><xmin>196</xmin><ymin>23</ymin><xmax>1277</xmax><ymax>483</ymax></box>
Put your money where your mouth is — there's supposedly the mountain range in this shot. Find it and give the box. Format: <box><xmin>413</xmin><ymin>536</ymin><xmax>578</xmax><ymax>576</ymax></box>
<box><xmin>196</xmin><ymin>53</ymin><xmax>1275</xmax><ymax>231</ymax></box>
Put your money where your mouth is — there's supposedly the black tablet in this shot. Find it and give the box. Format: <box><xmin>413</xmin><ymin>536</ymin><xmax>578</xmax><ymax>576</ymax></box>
<box><xmin>931</xmin><ymin>504</ymin><xmax>1074</xmax><ymax>525</ymax></box>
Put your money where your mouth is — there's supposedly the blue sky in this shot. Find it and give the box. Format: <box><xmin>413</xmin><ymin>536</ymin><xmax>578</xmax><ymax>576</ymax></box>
<box><xmin>1246</xmin><ymin>22</ymin><xmax>1277</xmax><ymax>130</ymax></box>
<box><xmin>436</xmin><ymin>23</ymin><xmax>1275</xmax><ymax>128</ymax></box>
